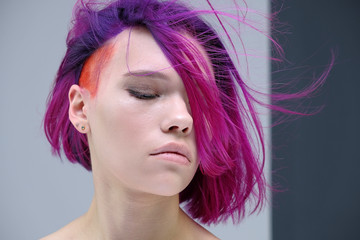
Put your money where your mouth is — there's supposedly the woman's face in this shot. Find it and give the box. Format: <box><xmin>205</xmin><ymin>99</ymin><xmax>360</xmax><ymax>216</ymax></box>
<box><xmin>84</xmin><ymin>27</ymin><xmax>199</xmax><ymax>196</ymax></box>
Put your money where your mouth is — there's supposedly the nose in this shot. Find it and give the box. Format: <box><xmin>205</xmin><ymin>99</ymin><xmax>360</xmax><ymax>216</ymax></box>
<box><xmin>160</xmin><ymin>96</ymin><xmax>193</xmax><ymax>136</ymax></box>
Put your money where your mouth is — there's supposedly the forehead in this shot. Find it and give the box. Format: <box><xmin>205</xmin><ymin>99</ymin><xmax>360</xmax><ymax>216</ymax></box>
<box><xmin>106</xmin><ymin>27</ymin><xmax>173</xmax><ymax>76</ymax></box>
<box><xmin>105</xmin><ymin>26</ymin><xmax>213</xmax><ymax>76</ymax></box>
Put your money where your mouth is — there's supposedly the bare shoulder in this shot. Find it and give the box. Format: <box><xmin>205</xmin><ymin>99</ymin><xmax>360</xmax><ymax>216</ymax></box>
<box><xmin>40</xmin><ymin>216</ymin><xmax>85</xmax><ymax>240</ymax></box>
<box><xmin>191</xmin><ymin>223</ymin><xmax>221</xmax><ymax>240</ymax></box>
<box><xmin>180</xmin><ymin>210</ymin><xmax>220</xmax><ymax>240</ymax></box>
<box><xmin>40</xmin><ymin>229</ymin><xmax>69</xmax><ymax>240</ymax></box>
<box><xmin>40</xmin><ymin>230</ymin><xmax>66</xmax><ymax>240</ymax></box>
<box><xmin>40</xmin><ymin>226</ymin><xmax>76</xmax><ymax>240</ymax></box>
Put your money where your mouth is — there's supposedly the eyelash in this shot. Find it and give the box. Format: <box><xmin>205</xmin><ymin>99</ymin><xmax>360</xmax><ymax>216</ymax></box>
<box><xmin>127</xmin><ymin>89</ymin><xmax>160</xmax><ymax>100</ymax></box>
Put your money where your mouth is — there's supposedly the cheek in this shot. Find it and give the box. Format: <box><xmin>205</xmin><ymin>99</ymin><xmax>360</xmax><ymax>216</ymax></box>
<box><xmin>88</xmin><ymin>96</ymin><xmax>161</xmax><ymax>171</ymax></box>
<box><xmin>91</xmin><ymin>98</ymin><xmax>156</xmax><ymax>154</ymax></box>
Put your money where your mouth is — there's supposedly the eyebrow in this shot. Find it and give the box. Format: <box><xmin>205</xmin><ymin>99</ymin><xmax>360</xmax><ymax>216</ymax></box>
<box><xmin>122</xmin><ymin>70</ymin><xmax>171</xmax><ymax>81</ymax></box>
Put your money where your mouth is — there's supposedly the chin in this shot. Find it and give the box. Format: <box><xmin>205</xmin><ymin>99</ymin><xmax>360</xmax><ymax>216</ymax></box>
<box><xmin>144</xmin><ymin>177</ymin><xmax>191</xmax><ymax>197</ymax></box>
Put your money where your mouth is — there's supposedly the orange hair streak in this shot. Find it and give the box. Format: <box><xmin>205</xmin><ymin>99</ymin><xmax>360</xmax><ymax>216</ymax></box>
<box><xmin>79</xmin><ymin>43</ymin><xmax>115</xmax><ymax>97</ymax></box>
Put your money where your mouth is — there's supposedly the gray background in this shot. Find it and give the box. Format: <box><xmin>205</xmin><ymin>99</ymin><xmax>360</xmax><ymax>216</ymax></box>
<box><xmin>0</xmin><ymin>0</ymin><xmax>270</xmax><ymax>239</ymax></box>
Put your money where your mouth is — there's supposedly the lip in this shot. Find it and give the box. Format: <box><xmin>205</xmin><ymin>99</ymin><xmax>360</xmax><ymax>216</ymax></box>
<box><xmin>150</xmin><ymin>142</ymin><xmax>191</xmax><ymax>164</ymax></box>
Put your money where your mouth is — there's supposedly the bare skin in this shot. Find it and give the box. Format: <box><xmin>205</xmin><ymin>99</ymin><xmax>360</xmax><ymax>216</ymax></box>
<box><xmin>42</xmin><ymin>28</ymin><xmax>219</xmax><ymax>240</ymax></box>
<box><xmin>41</xmin><ymin>195</ymin><xmax>219</xmax><ymax>240</ymax></box>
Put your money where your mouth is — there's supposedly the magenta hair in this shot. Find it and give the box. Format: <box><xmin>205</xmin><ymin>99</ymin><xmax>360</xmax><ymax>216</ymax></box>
<box><xmin>44</xmin><ymin>0</ymin><xmax>333</xmax><ymax>225</ymax></box>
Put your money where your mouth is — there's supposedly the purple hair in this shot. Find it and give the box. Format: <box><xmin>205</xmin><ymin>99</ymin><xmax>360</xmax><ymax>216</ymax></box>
<box><xmin>44</xmin><ymin>0</ymin><xmax>331</xmax><ymax>224</ymax></box>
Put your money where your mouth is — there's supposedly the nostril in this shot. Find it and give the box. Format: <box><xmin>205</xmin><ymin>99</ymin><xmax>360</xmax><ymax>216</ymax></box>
<box><xmin>182</xmin><ymin>127</ymin><xmax>189</xmax><ymax>133</ymax></box>
<box><xmin>169</xmin><ymin>126</ymin><xmax>178</xmax><ymax>131</ymax></box>
<box><xmin>168</xmin><ymin>125</ymin><xmax>189</xmax><ymax>134</ymax></box>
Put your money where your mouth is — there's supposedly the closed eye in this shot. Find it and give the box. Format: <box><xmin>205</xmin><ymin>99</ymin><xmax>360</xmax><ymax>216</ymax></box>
<box><xmin>127</xmin><ymin>89</ymin><xmax>160</xmax><ymax>100</ymax></box>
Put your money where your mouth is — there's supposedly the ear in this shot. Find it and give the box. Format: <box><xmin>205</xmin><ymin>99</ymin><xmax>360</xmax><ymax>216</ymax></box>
<box><xmin>68</xmin><ymin>84</ymin><xmax>90</xmax><ymax>133</ymax></box>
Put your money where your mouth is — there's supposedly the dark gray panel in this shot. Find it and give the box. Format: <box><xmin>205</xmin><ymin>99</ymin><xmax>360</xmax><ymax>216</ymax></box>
<box><xmin>272</xmin><ymin>0</ymin><xmax>360</xmax><ymax>239</ymax></box>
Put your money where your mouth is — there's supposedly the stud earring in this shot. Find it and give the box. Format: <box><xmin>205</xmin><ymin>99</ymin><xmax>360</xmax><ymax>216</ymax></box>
<box><xmin>81</xmin><ymin>126</ymin><xmax>85</xmax><ymax>131</ymax></box>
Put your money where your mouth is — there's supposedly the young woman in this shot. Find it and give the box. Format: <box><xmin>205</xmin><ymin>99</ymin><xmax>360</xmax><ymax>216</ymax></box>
<box><xmin>42</xmin><ymin>0</ymin><xmax>329</xmax><ymax>239</ymax></box>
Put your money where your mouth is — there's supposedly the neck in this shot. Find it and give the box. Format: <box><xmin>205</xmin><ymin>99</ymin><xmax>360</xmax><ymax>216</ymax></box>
<box><xmin>82</xmin><ymin>176</ymin><xmax>187</xmax><ymax>240</ymax></box>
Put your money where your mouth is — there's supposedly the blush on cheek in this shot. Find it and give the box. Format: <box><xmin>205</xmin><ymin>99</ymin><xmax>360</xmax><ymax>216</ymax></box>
<box><xmin>79</xmin><ymin>43</ymin><xmax>115</xmax><ymax>97</ymax></box>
